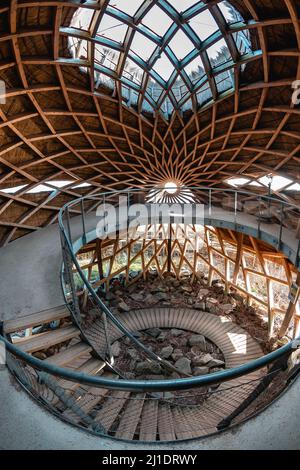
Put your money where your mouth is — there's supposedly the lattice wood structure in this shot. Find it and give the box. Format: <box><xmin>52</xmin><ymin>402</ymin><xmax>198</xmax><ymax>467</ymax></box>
<box><xmin>76</xmin><ymin>224</ymin><xmax>300</xmax><ymax>337</ymax></box>
<box><xmin>0</xmin><ymin>0</ymin><xmax>300</xmax><ymax>246</ymax></box>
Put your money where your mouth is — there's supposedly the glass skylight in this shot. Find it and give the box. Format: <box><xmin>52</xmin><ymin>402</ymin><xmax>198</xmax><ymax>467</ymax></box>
<box><xmin>109</xmin><ymin>0</ymin><xmax>145</xmax><ymax>16</ymax></box>
<box><xmin>69</xmin><ymin>1</ymin><xmax>258</xmax><ymax>118</ymax></box>
<box><xmin>285</xmin><ymin>183</ymin><xmax>300</xmax><ymax>191</ymax></box>
<box><xmin>226</xmin><ymin>177</ymin><xmax>250</xmax><ymax>187</ymax></box>
<box><xmin>0</xmin><ymin>184</ymin><xmax>27</xmax><ymax>194</ymax></box>
<box><xmin>188</xmin><ymin>10</ymin><xmax>219</xmax><ymax>42</ymax></box>
<box><xmin>235</xmin><ymin>175</ymin><xmax>297</xmax><ymax>192</ymax></box>
<box><xmin>142</xmin><ymin>5</ymin><xmax>173</xmax><ymax>36</ymax></box>
<box><xmin>258</xmin><ymin>175</ymin><xmax>293</xmax><ymax>191</ymax></box>
<box><xmin>0</xmin><ymin>181</ymin><xmax>92</xmax><ymax>195</ymax></box>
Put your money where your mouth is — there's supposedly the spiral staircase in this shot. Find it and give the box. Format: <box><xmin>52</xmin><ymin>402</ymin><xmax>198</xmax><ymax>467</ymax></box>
<box><xmin>1</xmin><ymin>188</ymin><xmax>300</xmax><ymax>446</ymax></box>
<box><xmin>3</xmin><ymin>305</ymin><xmax>264</xmax><ymax>441</ymax></box>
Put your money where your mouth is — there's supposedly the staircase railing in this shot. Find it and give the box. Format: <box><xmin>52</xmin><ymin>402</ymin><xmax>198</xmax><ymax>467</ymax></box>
<box><xmin>2</xmin><ymin>185</ymin><xmax>300</xmax><ymax>441</ymax></box>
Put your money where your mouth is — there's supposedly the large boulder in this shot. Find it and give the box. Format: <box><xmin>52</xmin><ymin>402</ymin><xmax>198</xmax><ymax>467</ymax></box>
<box><xmin>194</xmin><ymin>353</ymin><xmax>214</xmax><ymax>366</ymax></box>
<box><xmin>157</xmin><ymin>332</ymin><xmax>167</xmax><ymax>342</ymax></box>
<box><xmin>130</xmin><ymin>293</ymin><xmax>144</xmax><ymax>302</ymax></box>
<box><xmin>193</xmin><ymin>366</ymin><xmax>210</xmax><ymax>376</ymax></box>
<box><xmin>160</xmin><ymin>345</ymin><xmax>173</xmax><ymax>359</ymax></box>
<box><xmin>181</xmin><ymin>285</ymin><xmax>193</xmax><ymax>293</ymax></box>
<box><xmin>208</xmin><ymin>358</ymin><xmax>225</xmax><ymax>368</ymax></box>
<box><xmin>171</xmin><ymin>348</ymin><xmax>184</xmax><ymax>362</ymax></box>
<box><xmin>199</xmin><ymin>289</ymin><xmax>210</xmax><ymax>296</ymax></box>
<box><xmin>146</xmin><ymin>327</ymin><xmax>162</xmax><ymax>338</ymax></box>
<box><xmin>189</xmin><ymin>334</ymin><xmax>206</xmax><ymax>349</ymax></box>
<box><xmin>155</xmin><ymin>292</ymin><xmax>169</xmax><ymax>301</ymax></box>
<box><xmin>194</xmin><ymin>302</ymin><xmax>206</xmax><ymax>311</ymax></box>
<box><xmin>171</xmin><ymin>329</ymin><xmax>184</xmax><ymax>337</ymax></box>
<box><xmin>220</xmin><ymin>304</ymin><xmax>234</xmax><ymax>314</ymax></box>
<box><xmin>118</xmin><ymin>300</ymin><xmax>130</xmax><ymax>312</ymax></box>
<box><xmin>127</xmin><ymin>348</ymin><xmax>139</xmax><ymax>360</ymax></box>
<box><xmin>174</xmin><ymin>357</ymin><xmax>192</xmax><ymax>375</ymax></box>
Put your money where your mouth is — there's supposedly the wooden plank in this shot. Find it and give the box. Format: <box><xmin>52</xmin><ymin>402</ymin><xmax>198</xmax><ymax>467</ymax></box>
<box><xmin>158</xmin><ymin>404</ymin><xmax>176</xmax><ymax>441</ymax></box>
<box><xmin>115</xmin><ymin>393</ymin><xmax>145</xmax><ymax>440</ymax></box>
<box><xmin>139</xmin><ymin>400</ymin><xmax>158</xmax><ymax>441</ymax></box>
<box><xmin>94</xmin><ymin>391</ymin><xmax>130</xmax><ymax>432</ymax></box>
<box><xmin>62</xmin><ymin>386</ymin><xmax>110</xmax><ymax>423</ymax></box>
<box><xmin>45</xmin><ymin>342</ymin><xmax>92</xmax><ymax>366</ymax></box>
<box><xmin>3</xmin><ymin>306</ymin><xmax>69</xmax><ymax>333</ymax></box>
<box><xmin>172</xmin><ymin>407</ymin><xmax>195</xmax><ymax>439</ymax></box>
<box><xmin>15</xmin><ymin>326</ymin><xmax>80</xmax><ymax>353</ymax></box>
<box><xmin>57</xmin><ymin>358</ymin><xmax>106</xmax><ymax>391</ymax></box>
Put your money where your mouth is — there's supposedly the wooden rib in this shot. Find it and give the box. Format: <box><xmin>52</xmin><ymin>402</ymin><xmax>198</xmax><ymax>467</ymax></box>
<box><xmin>45</xmin><ymin>342</ymin><xmax>92</xmax><ymax>366</ymax></box>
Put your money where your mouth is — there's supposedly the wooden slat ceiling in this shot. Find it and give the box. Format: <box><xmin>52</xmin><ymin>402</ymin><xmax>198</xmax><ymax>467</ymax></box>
<box><xmin>0</xmin><ymin>0</ymin><xmax>299</xmax><ymax>246</ymax></box>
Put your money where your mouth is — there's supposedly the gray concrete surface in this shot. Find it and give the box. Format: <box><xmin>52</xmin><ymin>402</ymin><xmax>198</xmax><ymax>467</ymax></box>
<box><xmin>0</xmin><ymin>206</ymin><xmax>300</xmax><ymax>449</ymax></box>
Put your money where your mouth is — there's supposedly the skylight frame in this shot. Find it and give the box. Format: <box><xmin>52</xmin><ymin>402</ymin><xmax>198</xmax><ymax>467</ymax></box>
<box><xmin>67</xmin><ymin>0</ymin><xmax>261</xmax><ymax>119</ymax></box>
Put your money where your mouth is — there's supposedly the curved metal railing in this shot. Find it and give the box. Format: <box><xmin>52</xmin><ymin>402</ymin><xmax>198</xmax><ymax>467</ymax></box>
<box><xmin>57</xmin><ymin>186</ymin><xmax>300</xmax><ymax>384</ymax></box>
<box><xmin>2</xmin><ymin>186</ymin><xmax>300</xmax><ymax>441</ymax></box>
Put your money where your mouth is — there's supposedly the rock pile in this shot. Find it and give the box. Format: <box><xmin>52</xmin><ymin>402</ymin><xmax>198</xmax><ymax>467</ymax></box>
<box><xmin>90</xmin><ymin>270</ymin><xmax>272</xmax><ymax>353</ymax></box>
<box><xmin>113</xmin><ymin>327</ymin><xmax>225</xmax><ymax>380</ymax></box>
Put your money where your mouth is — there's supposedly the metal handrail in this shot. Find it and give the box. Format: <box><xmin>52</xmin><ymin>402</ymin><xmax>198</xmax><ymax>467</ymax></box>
<box><xmin>1</xmin><ymin>334</ymin><xmax>297</xmax><ymax>392</ymax></box>
<box><xmin>3</xmin><ymin>186</ymin><xmax>299</xmax><ymax>393</ymax></box>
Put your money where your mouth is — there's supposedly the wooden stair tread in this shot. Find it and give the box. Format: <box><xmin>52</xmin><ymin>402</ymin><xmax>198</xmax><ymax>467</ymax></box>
<box><xmin>45</xmin><ymin>342</ymin><xmax>92</xmax><ymax>366</ymax></box>
<box><xmin>62</xmin><ymin>386</ymin><xmax>110</xmax><ymax>423</ymax></box>
<box><xmin>57</xmin><ymin>358</ymin><xmax>106</xmax><ymax>391</ymax></box>
<box><xmin>4</xmin><ymin>306</ymin><xmax>69</xmax><ymax>334</ymax></box>
<box><xmin>158</xmin><ymin>403</ymin><xmax>176</xmax><ymax>441</ymax></box>
<box><xmin>139</xmin><ymin>400</ymin><xmax>158</xmax><ymax>441</ymax></box>
<box><xmin>15</xmin><ymin>325</ymin><xmax>80</xmax><ymax>353</ymax></box>
<box><xmin>172</xmin><ymin>407</ymin><xmax>196</xmax><ymax>440</ymax></box>
<box><xmin>94</xmin><ymin>390</ymin><xmax>130</xmax><ymax>431</ymax></box>
<box><xmin>115</xmin><ymin>393</ymin><xmax>145</xmax><ymax>440</ymax></box>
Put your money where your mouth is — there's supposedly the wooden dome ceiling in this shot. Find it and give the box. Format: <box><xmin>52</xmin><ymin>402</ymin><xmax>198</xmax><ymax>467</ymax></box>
<box><xmin>0</xmin><ymin>0</ymin><xmax>300</xmax><ymax>245</ymax></box>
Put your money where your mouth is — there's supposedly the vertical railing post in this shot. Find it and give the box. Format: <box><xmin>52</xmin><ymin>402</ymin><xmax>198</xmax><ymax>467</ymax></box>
<box><xmin>167</xmin><ymin>222</ymin><xmax>172</xmax><ymax>273</ymax></box>
<box><xmin>258</xmin><ymin>196</ymin><xmax>262</xmax><ymax>236</ymax></box>
<box><xmin>278</xmin><ymin>203</ymin><xmax>284</xmax><ymax>250</ymax></box>
<box><xmin>66</xmin><ymin>206</ymin><xmax>72</xmax><ymax>242</ymax></box>
<box><xmin>60</xmin><ymin>227</ymin><xmax>81</xmax><ymax>325</ymax></box>
<box><xmin>81</xmin><ymin>199</ymin><xmax>86</xmax><ymax>244</ymax></box>
<box><xmin>296</xmin><ymin>238</ymin><xmax>300</xmax><ymax>269</ymax></box>
<box><xmin>234</xmin><ymin>191</ymin><xmax>238</xmax><ymax>228</ymax></box>
<box><xmin>209</xmin><ymin>189</ymin><xmax>212</xmax><ymax>217</ymax></box>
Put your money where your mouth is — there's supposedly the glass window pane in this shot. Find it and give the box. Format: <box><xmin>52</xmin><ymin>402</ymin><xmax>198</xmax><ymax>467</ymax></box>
<box><xmin>130</xmin><ymin>32</ymin><xmax>157</xmax><ymax>60</ymax></box>
<box><xmin>153</xmin><ymin>53</ymin><xmax>174</xmax><ymax>81</ymax></box>
<box><xmin>207</xmin><ymin>39</ymin><xmax>231</xmax><ymax>67</ymax></box>
<box><xmin>189</xmin><ymin>10</ymin><xmax>218</xmax><ymax>41</ymax></box>
<box><xmin>142</xmin><ymin>5</ymin><xmax>173</xmax><ymax>36</ymax></box>
<box><xmin>109</xmin><ymin>0</ymin><xmax>145</xmax><ymax>16</ymax></box>
<box><xmin>169</xmin><ymin>29</ymin><xmax>194</xmax><ymax>60</ymax></box>
<box><xmin>97</xmin><ymin>14</ymin><xmax>128</xmax><ymax>43</ymax></box>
